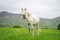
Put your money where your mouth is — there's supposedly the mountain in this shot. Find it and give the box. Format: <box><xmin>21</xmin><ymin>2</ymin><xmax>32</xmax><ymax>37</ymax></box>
<box><xmin>40</xmin><ymin>16</ymin><xmax>60</xmax><ymax>29</ymax></box>
<box><xmin>0</xmin><ymin>11</ymin><xmax>60</xmax><ymax>29</ymax></box>
<box><xmin>0</xmin><ymin>11</ymin><xmax>25</xmax><ymax>28</ymax></box>
<box><xmin>0</xmin><ymin>11</ymin><xmax>22</xmax><ymax>18</ymax></box>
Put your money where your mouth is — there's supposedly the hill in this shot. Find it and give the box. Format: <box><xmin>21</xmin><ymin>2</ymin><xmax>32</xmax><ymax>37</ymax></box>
<box><xmin>40</xmin><ymin>16</ymin><xmax>60</xmax><ymax>29</ymax></box>
<box><xmin>0</xmin><ymin>11</ymin><xmax>25</xmax><ymax>28</ymax></box>
<box><xmin>0</xmin><ymin>11</ymin><xmax>60</xmax><ymax>28</ymax></box>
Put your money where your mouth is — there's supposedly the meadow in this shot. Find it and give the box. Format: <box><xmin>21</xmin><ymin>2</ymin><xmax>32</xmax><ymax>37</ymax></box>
<box><xmin>0</xmin><ymin>28</ymin><xmax>60</xmax><ymax>40</ymax></box>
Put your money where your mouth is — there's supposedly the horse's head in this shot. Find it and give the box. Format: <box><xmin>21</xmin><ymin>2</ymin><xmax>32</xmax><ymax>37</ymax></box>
<box><xmin>21</xmin><ymin>8</ymin><xmax>31</xmax><ymax>19</ymax></box>
<box><xmin>21</xmin><ymin>8</ymin><xmax>27</xmax><ymax>14</ymax></box>
<box><xmin>21</xmin><ymin>8</ymin><xmax>27</xmax><ymax>19</ymax></box>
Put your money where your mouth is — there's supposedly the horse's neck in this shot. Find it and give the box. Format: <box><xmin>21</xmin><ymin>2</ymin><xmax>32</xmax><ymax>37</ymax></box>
<box><xmin>25</xmin><ymin>13</ymin><xmax>32</xmax><ymax>21</ymax></box>
<box><xmin>25</xmin><ymin>12</ymin><xmax>32</xmax><ymax>17</ymax></box>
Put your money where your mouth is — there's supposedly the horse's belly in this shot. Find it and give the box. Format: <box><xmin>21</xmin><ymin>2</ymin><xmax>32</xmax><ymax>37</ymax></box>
<box><xmin>33</xmin><ymin>19</ymin><xmax>39</xmax><ymax>24</ymax></box>
<box><xmin>29</xmin><ymin>17</ymin><xmax>39</xmax><ymax>24</ymax></box>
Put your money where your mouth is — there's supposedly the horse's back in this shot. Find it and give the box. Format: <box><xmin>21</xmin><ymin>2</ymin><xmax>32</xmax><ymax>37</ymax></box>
<box><xmin>29</xmin><ymin>15</ymin><xmax>39</xmax><ymax>24</ymax></box>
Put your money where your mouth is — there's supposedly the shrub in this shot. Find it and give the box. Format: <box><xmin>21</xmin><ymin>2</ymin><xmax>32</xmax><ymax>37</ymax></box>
<box><xmin>13</xmin><ymin>25</ymin><xmax>22</xmax><ymax>28</ymax></box>
<box><xmin>57</xmin><ymin>24</ymin><xmax>60</xmax><ymax>30</ymax></box>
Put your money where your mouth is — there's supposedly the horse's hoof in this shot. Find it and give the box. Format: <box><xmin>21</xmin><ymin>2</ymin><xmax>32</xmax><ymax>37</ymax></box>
<box><xmin>40</xmin><ymin>30</ymin><xmax>41</xmax><ymax>32</ymax></box>
<box><xmin>37</xmin><ymin>33</ymin><xmax>39</xmax><ymax>35</ymax></box>
<box><xmin>32</xmin><ymin>33</ymin><xmax>35</xmax><ymax>35</ymax></box>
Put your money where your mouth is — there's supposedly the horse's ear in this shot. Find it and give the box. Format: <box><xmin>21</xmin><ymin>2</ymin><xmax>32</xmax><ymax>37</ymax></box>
<box><xmin>25</xmin><ymin>8</ymin><xmax>26</xmax><ymax>11</ymax></box>
<box><xmin>21</xmin><ymin>8</ymin><xmax>23</xmax><ymax>11</ymax></box>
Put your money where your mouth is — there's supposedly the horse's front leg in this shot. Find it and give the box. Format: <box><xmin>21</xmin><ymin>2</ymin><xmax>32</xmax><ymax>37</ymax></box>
<box><xmin>28</xmin><ymin>23</ymin><xmax>34</xmax><ymax>35</ymax></box>
<box><xmin>30</xmin><ymin>23</ymin><xmax>35</xmax><ymax>35</ymax></box>
<box><xmin>28</xmin><ymin>23</ymin><xmax>31</xmax><ymax>34</ymax></box>
<box><xmin>28</xmin><ymin>27</ymin><xmax>30</xmax><ymax>34</ymax></box>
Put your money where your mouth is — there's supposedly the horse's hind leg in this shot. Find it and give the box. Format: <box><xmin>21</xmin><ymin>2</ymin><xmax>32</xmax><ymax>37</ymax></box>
<box><xmin>37</xmin><ymin>21</ymin><xmax>41</xmax><ymax>35</ymax></box>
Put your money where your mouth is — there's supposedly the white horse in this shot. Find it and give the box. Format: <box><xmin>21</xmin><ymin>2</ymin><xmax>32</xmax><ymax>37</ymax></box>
<box><xmin>21</xmin><ymin>8</ymin><xmax>41</xmax><ymax>35</ymax></box>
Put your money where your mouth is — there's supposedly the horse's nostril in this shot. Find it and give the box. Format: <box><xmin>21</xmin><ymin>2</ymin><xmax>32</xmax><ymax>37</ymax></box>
<box><xmin>25</xmin><ymin>12</ymin><xmax>26</xmax><ymax>14</ymax></box>
<box><xmin>23</xmin><ymin>15</ymin><xmax>25</xmax><ymax>19</ymax></box>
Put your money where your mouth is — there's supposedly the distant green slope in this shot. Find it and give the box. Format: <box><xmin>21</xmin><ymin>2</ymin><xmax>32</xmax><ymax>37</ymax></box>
<box><xmin>40</xmin><ymin>16</ymin><xmax>60</xmax><ymax>29</ymax></box>
<box><xmin>0</xmin><ymin>11</ymin><xmax>60</xmax><ymax>28</ymax></box>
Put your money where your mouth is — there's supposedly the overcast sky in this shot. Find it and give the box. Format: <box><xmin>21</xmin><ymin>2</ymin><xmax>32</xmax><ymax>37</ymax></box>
<box><xmin>0</xmin><ymin>0</ymin><xmax>60</xmax><ymax>18</ymax></box>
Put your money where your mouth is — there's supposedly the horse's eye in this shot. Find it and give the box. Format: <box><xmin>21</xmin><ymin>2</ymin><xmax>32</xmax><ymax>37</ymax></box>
<box><xmin>25</xmin><ymin>12</ymin><xmax>26</xmax><ymax>13</ymax></box>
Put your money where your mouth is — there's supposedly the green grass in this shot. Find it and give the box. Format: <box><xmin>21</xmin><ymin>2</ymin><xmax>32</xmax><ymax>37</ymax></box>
<box><xmin>0</xmin><ymin>28</ymin><xmax>60</xmax><ymax>40</ymax></box>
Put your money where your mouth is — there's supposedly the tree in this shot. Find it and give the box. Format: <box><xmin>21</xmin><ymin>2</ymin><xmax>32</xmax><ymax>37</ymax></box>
<box><xmin>57</xmin><ymin>24</ymin><xmax>60</xmax><ymax>30</ymax></box>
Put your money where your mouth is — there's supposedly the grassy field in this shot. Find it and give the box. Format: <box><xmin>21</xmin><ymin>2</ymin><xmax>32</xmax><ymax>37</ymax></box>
<box><xmin>0</xmin><ymin>28</ymin><xmax>60</xmax><ymax>40</ymax></box>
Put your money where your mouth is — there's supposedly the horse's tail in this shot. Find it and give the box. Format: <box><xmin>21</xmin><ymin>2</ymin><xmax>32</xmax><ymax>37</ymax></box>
<box><xmin>38</xmin><ymin>17</ymin><xmax>41</xmax><ymax>32</ymax></box>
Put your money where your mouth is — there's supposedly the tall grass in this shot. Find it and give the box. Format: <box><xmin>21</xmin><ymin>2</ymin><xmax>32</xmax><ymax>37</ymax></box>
<box><xmin>0</xmin><ymin>28</ymin><xmax>60</xmax><ymax>40</ymax></box>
